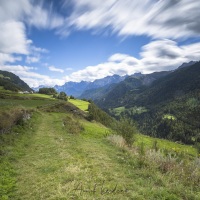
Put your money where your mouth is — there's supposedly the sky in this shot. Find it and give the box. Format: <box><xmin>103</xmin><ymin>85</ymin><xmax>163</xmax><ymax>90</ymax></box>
<box><xmin>0</xmin><ymin>0</ymin><xmax>200</xmax><ymax>87</ymax></box>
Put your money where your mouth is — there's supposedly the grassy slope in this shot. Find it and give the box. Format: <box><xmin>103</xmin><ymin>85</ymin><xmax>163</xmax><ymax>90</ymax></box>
<box><xmin>0</xmin><ymin>91</ymin><xmax>57</xmax><ymax>110</ymax></box>
<box><xmin>13</xmin><ymin>112</ymin><xmax>199</xmax><ymax>199</ymax></box>
<box><xmin>135</xmin><ymin>134</ymin><xmax>196</xmax><ymax>156</ymax></box>
<box><xmin>1</xmin><ymin>93</ymin><xmax>199</xmax><ymax>199</ymax></box>
<box><xmin>68</xmin><ymin>99</ymin><xmax>89</xmax><ymax>112</ymax></box>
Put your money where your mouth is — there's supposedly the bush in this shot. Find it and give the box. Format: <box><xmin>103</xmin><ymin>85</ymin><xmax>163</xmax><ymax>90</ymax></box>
<box><xmin>112</xmin><ymin>118</ymin><xmax>136</xmax><ymax>146</ymax></box>
<box><xmin>0</xmin><ymin>108</ymin><xmax>29</xmax><ymax>134</ymax></box>
<box><xmin>107</xmin><ymin>134</ymin><xmax>126</xmax><ymax>148</ymax></box>
<box><xmin>69</xmin><ymin>95</ymin><xmax>75</xmax><ymax>99</ymax></box>
<box><xmin>58</xmin><ymin>92</ymin><xmax>68</xmax><ymax>101</ymax></box>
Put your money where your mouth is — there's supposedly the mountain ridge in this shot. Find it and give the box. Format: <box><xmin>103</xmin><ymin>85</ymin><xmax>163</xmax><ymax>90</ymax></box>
<box><xmin>0</xmin><ymin>70</ymin><xmax>33</xmax><ymax>92</ymax></box>
<box><xmin>96</xmin><ymin>61</ymin><xmax>200</xmax><ymax>144</ymax></box>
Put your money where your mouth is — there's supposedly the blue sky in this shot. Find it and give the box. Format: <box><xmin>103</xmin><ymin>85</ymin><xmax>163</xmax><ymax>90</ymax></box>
<box><xmin>0</xmin><ymin>0</ymin><xmax>200</xmax><ymax>87</ymax></box>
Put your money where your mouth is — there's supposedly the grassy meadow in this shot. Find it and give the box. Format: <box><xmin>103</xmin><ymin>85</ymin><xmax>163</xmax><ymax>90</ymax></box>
<box><xmin>0</xmin><ymin>90</ymin><xmax>200</xmax><ymax>199</ymax></box>
<box><xmin>68</xmin><ymin>98</ymin><xmax>89</xmax><ymax>111</ymax></box>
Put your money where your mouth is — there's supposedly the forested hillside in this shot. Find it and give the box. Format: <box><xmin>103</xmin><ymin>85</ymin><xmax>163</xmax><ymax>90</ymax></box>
<box><xmin>97</xmin><ymin>62</ymin><xmax>200</xmax><ymax>144</ymax></box>
<box><xmin>0</xmin><ymin>70</ymin><xmax>32</xmax><ymax>92</ymax></box>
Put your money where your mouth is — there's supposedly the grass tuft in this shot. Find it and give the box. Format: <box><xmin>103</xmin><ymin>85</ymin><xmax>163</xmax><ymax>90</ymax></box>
<box><xmin>107</xmin><ymin>134</ymin><xmax>126</xmax><ymax>148</ymax></box>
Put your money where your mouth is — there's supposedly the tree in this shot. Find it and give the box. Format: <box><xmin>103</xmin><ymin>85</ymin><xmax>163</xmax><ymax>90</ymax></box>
<box><xmin>69</xmin><ymin>95</ymin><xmax>75</xmax><ymax>99</ymax></box>
<box><xmin>39</xmin><ymin>87</ymin><xmax>57</xmax><ymax>95</ymax></box>
<box><xmin>58</xmin><ymin>92</ymin><xmax>68</xmax><ymax>101</ymax></box>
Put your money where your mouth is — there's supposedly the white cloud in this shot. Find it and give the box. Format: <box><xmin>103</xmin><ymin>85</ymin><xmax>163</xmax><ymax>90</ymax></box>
<box><xmin>0</xmin><ymin>0</ymin><xmax>63</xmax><ymax>66</ymax></box>
<box><xmin>26</xmin><ymin>3</ymin><xmax>64</xmax><ymax>29</ymax></box>
<box><xmin>25</xmin><ymin>44</ymin><xmax>48</xmax><ymax>64</ymax></box>
<box><xmin>0</xmin><ymin>0</ymin><xmax>64</xmax><ymax>30</ymax></box>
<box><xmin>139</xmin><ymin>40</ymin><xmax>200</xmax><ymax>73</ymax></box>
<box><xmin>26</xmin><ymin>56</ymin><xmax>40</xmax><ymax>64</ymax></box>
<box><xmin>0</xmin><ymin>64</ymin><xmax>65</xmax><ymax>87</ymax></box>
<box><xmin>0</xmin><ymin>53</ymin><xmax>21</xmax><ymax>65</ymax></box>
<box><xmin>64</xmin><ymin>40</ymin><xmax>200</xmax><ymax>82</ymax></box>
<box><xmin>66</xmin><ymin>0</ymin><xmax>200</xmax><ymax>39</ymax></box>
<box><xmin>0</xmin><ymin>21</ymin><xmax>28</xmax><ymax>54</ymax></box>
<box><xmin>1</xmin><ymin>39</ymin><xmax>200</xmax><ymax>87</ymax></box>
<box><xmin>22</xmin><ymin>77</ymin><xmax>65</xmax><ymax>88</ymax></box>
<box><xmin>48</xmin><ymin>66</ymin><xmax>64</xmax><ymax>73</ymax></box>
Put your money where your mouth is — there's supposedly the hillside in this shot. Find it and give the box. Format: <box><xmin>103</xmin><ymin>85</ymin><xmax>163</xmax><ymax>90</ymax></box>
<box><xmin>96</xmin><ymin>71</ymin><xmax>171</xmax><ymax>108</ymax></box>
<box><xmin>79</xmin><ymin>83</ymin><xmax>117</xmax><ymax>100</ymax></box>
<box><xmin>96</xmin><ymin>62</ymin><xmax>200</xmax><ymax>144</ymax></box>
<box><xmin>0</xmin><ymin>91</ymin><xmax>199</xmax><ymax>199</ymax></box>
<box><xmin>134</xmin><ymin>61</ymin><xmax>200</xmax><ymax>106</ymax></box>
<box><xmin>0</xmin><ymin>70</ymin><xmax>32</xmax><ymax>92</ymax></box>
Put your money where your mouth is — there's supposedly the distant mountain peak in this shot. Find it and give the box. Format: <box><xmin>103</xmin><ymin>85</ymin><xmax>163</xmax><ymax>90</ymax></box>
<box><xmin>132</xmin><ymin>72</ymin><xmax>143</xmax><ymax>77</ymax></box>
<box><xmin>53</xmin><ymin>74</ymin><xmax>127</xmax><ymax>97</ymax></box>
<box><xmin>178</xmin><ymin>61</ymin><xmax>197</xmax><ymax>69</ymax></box>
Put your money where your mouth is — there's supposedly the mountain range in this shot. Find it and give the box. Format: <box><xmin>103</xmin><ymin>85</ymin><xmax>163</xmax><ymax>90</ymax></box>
<box><xmin>33</xmin><ymin>74</ymin><xmax>127</xmax><ymax>97</ymax></box>
<box><xmin>32</xmin><ymin>61</ymin><xmax>197</xmax><ymax>103</ymax></box>
<box><xmin>96</xmin><ymin>60</ymin><xmax>199</xmax><ymax>109</ymax></box>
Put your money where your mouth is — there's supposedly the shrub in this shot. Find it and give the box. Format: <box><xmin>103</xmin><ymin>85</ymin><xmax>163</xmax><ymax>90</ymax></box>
<box><xmin>69</xmin><ymin>95</ymin><xmax>75</xmax><ymax>99</ymax></box>
<box><xmin>0</xmin><ymin>108</ymin><xmax>30</xmax><ymax>134</ymax></box>
<box><xmin>58</xmin><ymin>92</ymin><xmax>68</xmax><ymax>101</ymax></box>
<box><xmin>112</xmin><ymin>118</ymin><xmax>136</xmax><ymax>146</ymax></box>
<box><xmin>107</xmin><ymin>134</ymin><xmax>126</xmax><ymax>148</ymax></box>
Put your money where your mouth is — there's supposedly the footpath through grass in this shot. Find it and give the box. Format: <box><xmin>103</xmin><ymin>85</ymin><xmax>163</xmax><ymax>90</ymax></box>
<box><xmin>1</xmin><ymin>111</ymin><xmax>198</xmax><ymax>200</ymax></box>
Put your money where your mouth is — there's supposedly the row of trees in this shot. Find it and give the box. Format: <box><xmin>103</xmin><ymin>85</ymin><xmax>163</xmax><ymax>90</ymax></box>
<box><xmin>38</xmin><ymin>88</ymin><xmax>71</xmax><ymax>101</ymax></box>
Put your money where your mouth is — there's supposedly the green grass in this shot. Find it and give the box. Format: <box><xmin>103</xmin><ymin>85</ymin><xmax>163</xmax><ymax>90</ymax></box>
<box><xmin>134</xmin><ymin>133</ymin><xmax>197</xmax><ymax>156</ymax></box>
<box><xmin>110</xmin><ymin>107</ymin><xmax>125</xmax><ymax>116</ymax></box>
<box><xmin>110</xmin><ymin>106</ymin><xmax>148</xmax><ymax>117</ymax></box>
<box><xmin>1</xmin><ymin>110</ymin><xmax>199</xmax><ymax>199</ymax></box>
<box><xmin>163</xmin><ymin>114</ymin><xmax>176</xmax><ymax>120</ymax></box>
<box><xmin>1</xmin><ymin>94</ymin><xmax>199</xmax><ymax>199</ymax></box>
<box><xmin>0</xmin><ymin>88</ymin><xmax>55</xmax><ymax>99</ymax></box>
<box><xmin>27</xmin><ymin>93</ymin><xmax>55</xmax><ymax>99</ymax></box>
<box><xmin>0</xmin><ymin>99</ymin><xmax>58</xmax><ymax>109</ymax></box>
<box><xmin>0</xmin><ymin>90</ymin><xmax>58</xmax><ymax>110</ymax></box>
<box><xmin>69</xmin><ymin>99</ymin><xmax>89</xmax><ymax>111</ymax></box>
